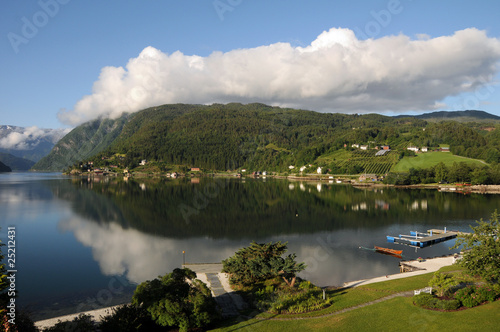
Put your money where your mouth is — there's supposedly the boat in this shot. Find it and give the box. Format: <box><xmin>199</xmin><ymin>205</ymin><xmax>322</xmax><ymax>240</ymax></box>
<box><xmin>374</xmin><ymin>246</ymin><xmax>403</xmax><ymax>255</ymax></box>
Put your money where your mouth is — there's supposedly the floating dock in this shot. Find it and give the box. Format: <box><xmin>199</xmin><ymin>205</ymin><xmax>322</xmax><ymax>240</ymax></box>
<box><xmin>386</xmin><ymin>228</ymin><xmax>465</xmax><ymax>248</ymax></box>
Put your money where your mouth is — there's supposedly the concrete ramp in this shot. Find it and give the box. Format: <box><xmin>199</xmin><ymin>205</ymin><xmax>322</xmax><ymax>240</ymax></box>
<box><xmin>183</xmin><ymin>263</ymin><xmax>247</xmax><ymax>317</ymax></box>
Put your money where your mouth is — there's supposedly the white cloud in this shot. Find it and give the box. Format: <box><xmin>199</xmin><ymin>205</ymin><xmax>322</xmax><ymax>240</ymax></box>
<box><xmin>58</xmin><ymin>28</ymin><xmax>500</xmax><ymax>126</ymax></box>
<box><xmin>58</xmin><ymin>216</ymin><xmax>245</xmax><ymax>283</ymax></box>
<box><xmin>0</xmin><ymin>126</ymin><xmax>70</xmax><ymax>150</ymax></box>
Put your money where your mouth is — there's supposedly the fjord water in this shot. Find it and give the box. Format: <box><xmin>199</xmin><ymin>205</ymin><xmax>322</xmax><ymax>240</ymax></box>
<box><xmin>1</xmin><ymin>173</ymin><xmax>498</xmax><ymax>320</ymax></box>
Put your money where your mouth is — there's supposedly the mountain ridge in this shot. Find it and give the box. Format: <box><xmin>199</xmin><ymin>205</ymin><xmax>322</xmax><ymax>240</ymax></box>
<box><xmin>0</xmin><ymin>153</ymin><xmax>35</xmax><ymax>170</ymax></box>
<box><xmin>31</xmin><ymin>104</ymin><xmax>500</xmax><ymax>172</ymax></box>
<box><xmin>0</xmin><ymin>125</ymin><xmax>69</xmax><ymax>162</ymax></box>
<box><xmin>394</xmin><ymin>110</ymin><xmax>500</xmax><ymax>122</ymax></box>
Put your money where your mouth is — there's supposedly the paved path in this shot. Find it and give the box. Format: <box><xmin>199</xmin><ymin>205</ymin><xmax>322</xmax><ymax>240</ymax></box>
<box><xmin>184</xmin><ymin>263</ymin><xmax>247</xmax><ymax>318</ymax></box>
<box><xmin>343</xmin><ymin>255</ymin><xmax>456</xmax><ymax>287</ymax></box>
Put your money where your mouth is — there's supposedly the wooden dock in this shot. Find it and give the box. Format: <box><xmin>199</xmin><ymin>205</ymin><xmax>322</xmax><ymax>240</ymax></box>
<box><xmin>386</xmin><ymin>228</ymin><xmax>465</xmax><ymax>248</ymax></box>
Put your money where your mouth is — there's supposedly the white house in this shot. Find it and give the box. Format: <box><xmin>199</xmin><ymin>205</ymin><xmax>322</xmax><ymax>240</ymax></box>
<box><xmin>421</xmin><ymin>147</ymin><xmax>428</xmax><ymax>152</ymax></box>
<box><xmin>352</xmin><ymin>144</ymin><xmax>360</xmax><ymax>148</ymax></box>
<box><xmin>300</xmin><ymin>166</ymin><xmax>307</xmax><ymax>172</ymax></box>
<box><xmin>360</xmin><ymin>145</ymin><xmax>368</xmax><ymax>150</ymax></box>
<box><xmin>140</xmin><ymin>159</ymin><xmax>147</xmax><ymax>166</ymax></box>
<box><xmin>289</xmin><ymin>165</ymin><xmax>295</xmax><ymax>170</ymax></box>
<box><xmin>317</xmin><ymin>167</ymin><xmax>322</xmax><ymax>174</ymax></box>
<box><xmin>407</xmin><ymin>146</ymin><xmax>419</xmax><ymax>152</ymax></box>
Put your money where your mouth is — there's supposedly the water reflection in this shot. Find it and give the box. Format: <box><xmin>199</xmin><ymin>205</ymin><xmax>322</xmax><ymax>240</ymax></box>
<box><xmin>54</xmin><ymin>177</ymin><xmax>497</xmax><ymax>239</ymax></box>
<box><xmin>53</xmin><ymin>176</ymin><xmax>497</xmax><ymax>288</ymax></box>
<box><xmin>58</xmin><ymin>216</ymin><xmax>252</xmax><ymax>283</ymax></box>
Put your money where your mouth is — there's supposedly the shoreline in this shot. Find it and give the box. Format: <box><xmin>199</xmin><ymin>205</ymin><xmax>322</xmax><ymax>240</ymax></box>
<box><xmin>35</xmin><ymin>255</ymin><xmax>457</xmax><ymax>329</ymax></box>
<box><xmin>70</xmin><ymin>171</ymin><xmax>500</xmax><ymax>194</ymax></box>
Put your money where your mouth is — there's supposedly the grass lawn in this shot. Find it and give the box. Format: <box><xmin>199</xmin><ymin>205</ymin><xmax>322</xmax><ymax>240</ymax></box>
<box><xmin>210</xmin><ymin>266</ymin><xmax>500</xmax><ymax>332</ymax></box>
<box><xmin>212</xmin><ymin>298</ymin><xmax>500</xmax><ymax>332</ymax></box>
<box><xmin>392</xmin><ymin>152</ymin><xmax>486</xmax><ymax>172</ymax></box>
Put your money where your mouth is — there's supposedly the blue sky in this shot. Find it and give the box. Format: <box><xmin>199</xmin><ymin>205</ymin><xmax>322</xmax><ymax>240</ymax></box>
<box><xmin>1</xmin><ymin>0</ymin><xmax>500</xmax><ymax>129</ymax></box>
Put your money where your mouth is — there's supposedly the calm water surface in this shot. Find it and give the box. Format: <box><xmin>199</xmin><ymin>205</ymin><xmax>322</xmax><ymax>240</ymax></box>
<box><xmin>0</xmin><ymin>172</ymin><xmax>498</xmax><ymax>320</ymax></box>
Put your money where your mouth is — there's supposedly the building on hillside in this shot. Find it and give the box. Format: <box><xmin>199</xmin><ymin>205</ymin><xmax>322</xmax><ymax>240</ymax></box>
<box><xmin>359</xmin><ymin>174</ymin><xmax>378</xmax><ymax>182</ymax></box>
<box><xmin>140</xmin><ymin>159</ymin><xmax>147</xmax><ymax>166</ymax></box>
<box><xmin>440</xmin><ymin>147</ymin><xmax>450</xmax><ymax>152</ymax></box>
<box><xmin>191</xmin><ymin>167</ymin><xmax>200</xmax><ymax>172</ymax></box>
<box><xmin>317</xmin><ymin>167</ymin><xmax>322</xmax><ymax>174</ymax></box>
<box><xmin>360</xmin><ymin>145</ymin><xmax>368</xmax><ymax>150</ymax></box>
<box><xmin>382</xmin><ymin>145</ymin><xmax>390</xmax><ymax>150</ymax></box>
<box><xmin>407</xmin><ymin>146</ymin><xmax>419</xmax><ymax>152</ymax></box>
<box><xmin>421</xmin><ymin>147</ymin><xmax>428</xmax><ymax>152</ymax></box>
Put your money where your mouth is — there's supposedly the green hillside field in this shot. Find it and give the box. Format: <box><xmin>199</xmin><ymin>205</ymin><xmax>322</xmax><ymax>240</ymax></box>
<box><xmin>392</xmin><ymin>151</ymin><xmax>486</xmax><ymax>172</ymax></box>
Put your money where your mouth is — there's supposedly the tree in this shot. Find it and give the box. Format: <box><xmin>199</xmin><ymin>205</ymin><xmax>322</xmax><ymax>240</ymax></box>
<box><xmin>448</xmin><ymin>162</ymin><xmax>471</xmax><ymax>183</ymax></box>
<box><xmin>428</xmin><ymin>272</ymin><xmax>458</xmax><ymax>297</ymax></box>
<box><xmin>470</xmin><ymin>166</ymin><xmax>490</xmax><ymax>185</ymax></box>
<box><xmin>434</xmin><ymin>162</ymin><xmax>448</xmax><ymax>183</ymax></box>
<box><xmin>132</xmin><ymin>268</ymin><xmax>219</xmax><ymax>332</ymax></box>
<box><xmin>222</xmin><ymin>241</ymin><xmax>306</xmax><ymax>288</ymax></box>
<box><xmin>452</xmin><ymin>211</ymin><xmax>500</xmax><ymax>282</ymax></box>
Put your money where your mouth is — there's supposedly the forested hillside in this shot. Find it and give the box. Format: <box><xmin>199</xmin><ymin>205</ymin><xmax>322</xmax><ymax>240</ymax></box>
<box><xmin>91</xmin><ymin>103</ymin><xmax>431</xmax><ymax>172</ymax></box>
<box><xmin>0</xmin><ymin>160</ymin><xmax>11</xmax><ymax>172</ymax></box>
<box><xmin>0</xmin><ymin>153</ymin><xmax>35</xmax><ymax>170</ymax></box>
<box><xmin>35</xmin><ymin>103</ymin><xmax>500</xmax><ymax>173</ymax></box>
<box><xmin>32</xmin><ymin>115</ymin><xmax>131</xmax><ymax>171</ymax></box>
<box><xmin>412</xmin><ymin>110</ymin><xmax>500</xmax><ymax>123</ymax></box>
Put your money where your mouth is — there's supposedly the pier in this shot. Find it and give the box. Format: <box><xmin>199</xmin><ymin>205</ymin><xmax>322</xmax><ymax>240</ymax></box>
<box><xmin>386</xmin><ymin>228</ymin><xmax>465</xmax><ymax>248</ymax></box>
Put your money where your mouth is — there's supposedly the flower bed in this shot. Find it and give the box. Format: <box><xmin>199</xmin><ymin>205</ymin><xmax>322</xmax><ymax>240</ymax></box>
<box><xmin>454</xmin><ymin>284</ymin><xmax>499</xmax><ymax>308</ymax></box>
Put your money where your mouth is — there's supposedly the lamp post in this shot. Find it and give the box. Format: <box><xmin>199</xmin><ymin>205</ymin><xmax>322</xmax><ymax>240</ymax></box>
<box><xmin>182</xmin><ymin>250</ymin><xmax>185</xmax><ymax>266</ymax></box>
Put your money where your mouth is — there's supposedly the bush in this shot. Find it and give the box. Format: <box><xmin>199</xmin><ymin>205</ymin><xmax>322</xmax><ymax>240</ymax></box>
<box><xmin>413</xmin><ymin>293</ymin><xmax>461</xmax><ymax>310</ymax></box>
<box><xmin>100</xmin><ymin>304</ymin><xmax>161</xmax><ymax>332</ymax></box>
<box><xmin>270</xmin><ymin>289</ymin><xmax>333</xmax><ymax>314</ymax></box>
<box><xmin>250</xmin><ymin>279</ymin><xmax>333</xmax><ymax>314</ymax></box>
<box><xmin>132</xmin><ymin>268</ymin><xmax>220</xmax><ymax>332</ymax></box>
<box><xmin>413</xmin><ymin>293</ymin><xmax>438</xmax><ymax>308</ymax></box>
<box><xmin>271</xmin><ymin>280</ymin><xmax>333</xmax><ymax>314</ymax></box>
<box><xmin>428</xmin><ymin>272</ymin><xmax>458</xmax><ymax>297</ymax></box>
<box><xmin>437</xmin><ymin>299</ymin><xmax>461</xmax><ymax>311</ymax></box>
<box><xmin>454</xmin><ymin>284</ymin><xmax>499</xmax><ymax>308</ymax></box>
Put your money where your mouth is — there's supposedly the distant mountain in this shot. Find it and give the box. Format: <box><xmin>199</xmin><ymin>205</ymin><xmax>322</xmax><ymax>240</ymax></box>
<box><xmin>395</xmin><ymin>110</ymin><xmax>500</xmax><ymax>122</ymax></box>
<box><xmin>0</xmin><ymin>160</ymin><xmax>11</xmax><ymax>172</ymax></box>
<box><xmin>0</xmin><ymin>153</ymin><xmax>35</xmax><ymax>170</ymax></box>
<box><xmin>0</xmin><ymin>125</ymin><xmax>70</xmax><ymax>162</ymax></box>
<box><xmin>32</xmin><ymin>115</ymin><xmax>131</xmax><ymax>171</ymax></box>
